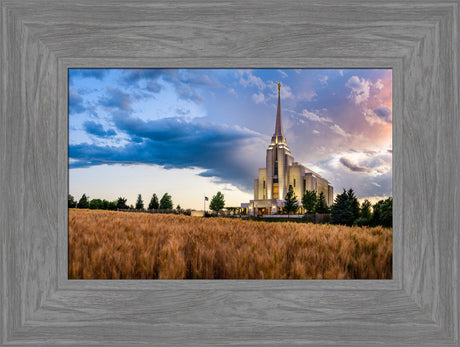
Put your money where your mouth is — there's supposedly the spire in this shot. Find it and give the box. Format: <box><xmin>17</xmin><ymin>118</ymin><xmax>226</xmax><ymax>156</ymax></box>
<box><xmin>271</xmin><ymin>82</ymin><xmax>286</xmax><ymax>144</ymax></box>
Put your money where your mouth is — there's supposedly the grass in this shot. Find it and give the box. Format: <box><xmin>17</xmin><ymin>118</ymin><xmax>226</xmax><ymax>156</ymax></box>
<box><xmin>69</xmin><ymin>209</ymin><xmax>392</xmax><ymax>279</ymax></box>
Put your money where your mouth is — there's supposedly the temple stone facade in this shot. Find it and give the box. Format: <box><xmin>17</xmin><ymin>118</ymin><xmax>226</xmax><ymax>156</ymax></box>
<box><xmin>247</xmin><ymin>83</ymin><xmax>333</xmax><ymax>216</ymax></box>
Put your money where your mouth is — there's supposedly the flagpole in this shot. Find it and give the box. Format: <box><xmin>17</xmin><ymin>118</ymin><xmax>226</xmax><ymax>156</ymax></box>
<box><xmin>203</xmin><ymin>194</ymin><xmax>205</xmax><ymax>217</ymax></box>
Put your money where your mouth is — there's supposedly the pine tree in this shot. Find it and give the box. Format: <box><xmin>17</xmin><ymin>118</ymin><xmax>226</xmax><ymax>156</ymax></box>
<box><xmin>77</xmin><ymin>194</ymin><xmax>89</xmax><ymax>209</ymax></box>
<box><xmin>371</xmin><ymin>197</ymin><xmax>392</xmax><ymax>227</ymax></box>
<box><xmin>353</xmin><ymin>199</ymin><xmax>372</xmax><ymax>226</ymax></box>
<box><xmin>347</xmin><ymin>188</ymin><xmax>360</xmax><ymax>222</ymax></box>
<box><xmin>284</xmin><ymin>185</ymin><xmax>298</xmax><ymax>218</ymax></box>
<box><xmin>316</xmin><ymin>191</ymin><xmax>330</xmax><ymax>214</ymax></box>
<box><xmin>380</xmin><ymin>197</ymin><xmax>393</xmax><ymax>228</ymax></box>
<box><xmin>116</xmin><ymin>197</ymin><xmax>128</xmax><ymax>210</ymax></box>
<box><xmin>159</xmin><ymin>193</ymin><xmax>173</xmax><ymax>210</ymax></box>
<box><xmin>135</xmin><ymin>194</ymin><xmax>144</xmax><ymax>210</ymax></box>
<box><xmin>360</xmin><ymin>199</ymin><xmax>372</xmax><ymax>220</ymax></box>
<box><xmin>209</xmin><ymin>192</ymin><xmax>225</xmax><ymax>213</ymax></box>
<box><xmin>302</xmin><ymin>190</ymin><xmax>317</xmax><ymax>214</ymax></box>
<box><xmin>68</xmin><ymin>194</ymin><xmax>77</xmax><ymax>208</ymax></box>
<box><xmin>148</xmin><ymin>193</ymin><xmax>159</xmax><ymax>210</ymax></box>
<box><xmin>331</xmin><ymin>189</ymin><xmax>354</xmax><ymax>226</ymax></box>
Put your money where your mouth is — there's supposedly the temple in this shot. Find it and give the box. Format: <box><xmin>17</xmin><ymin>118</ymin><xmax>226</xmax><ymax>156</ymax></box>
<box><xmin>247</xmin><ymin>83</ymin><xmax>334</xmax><ymax>216</ymax></box>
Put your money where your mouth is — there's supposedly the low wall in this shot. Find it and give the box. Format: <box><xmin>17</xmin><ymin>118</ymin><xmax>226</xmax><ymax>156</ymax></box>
<box><xmin>261</xmin><ymin>213</ymin><xmax>331</xmax><ymax>223</ymax></box>
<box><xmin>262</xmin><ymin>214</ymin><xmax>304</xmax><ymax>218</ymax></box>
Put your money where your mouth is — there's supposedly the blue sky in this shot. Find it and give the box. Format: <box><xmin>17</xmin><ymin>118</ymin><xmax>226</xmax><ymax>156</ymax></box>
<box><xmin>69</xmin><ymin>68</ymin><xmax>392</xmax><ymax>209</ymax></box>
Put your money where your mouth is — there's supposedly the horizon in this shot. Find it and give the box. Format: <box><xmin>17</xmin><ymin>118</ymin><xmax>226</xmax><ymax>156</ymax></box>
<box><xmin>69</xmin><ymin>68</ymin><xmax>392</xmax><ymax>210</ymax></box>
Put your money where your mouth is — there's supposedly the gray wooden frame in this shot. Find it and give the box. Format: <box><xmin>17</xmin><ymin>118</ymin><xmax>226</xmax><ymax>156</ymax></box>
<box><xmin>1</xmin><ymin>0</ymin><xmax>458</xmax><ymax>345</ymax></box>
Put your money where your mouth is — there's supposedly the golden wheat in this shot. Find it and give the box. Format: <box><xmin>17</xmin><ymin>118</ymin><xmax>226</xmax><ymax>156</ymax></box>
<box><xmin>68</xmin><ymin>209</ymin><xmax>392</xmax><ymax>279</ymax></box>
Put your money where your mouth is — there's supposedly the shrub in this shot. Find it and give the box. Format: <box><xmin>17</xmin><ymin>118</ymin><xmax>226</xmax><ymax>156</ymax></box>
<box><xmin>353</xmin><ymin>217</ymin><xmax>370</xmax><ymax>227</ymax></box>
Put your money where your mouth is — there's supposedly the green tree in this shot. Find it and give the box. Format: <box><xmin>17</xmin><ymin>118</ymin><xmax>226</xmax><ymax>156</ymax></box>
<box><xmin>148</xmin><ymin>193</ymin><xmax>159</xmax><ymax>210</ymax></box>
<box><xmin>209</xmin><ymin>192</ymin><xmax>225</xmax><ymax>213</ymax></box>
<box><xmin>159</xmin><ymin>193</ymin><xmax>173</xmax><ymax>210</ymax></box>
<box><xmin>116</xmin><ymin>197</ymin><xmax>128</xmax><ymax>210</ymax></box>
<box><xmin>353</xmin><ymin>199</ymin><xmax>372</xmax><ymax>226</ymax></box>
<box><xmin>331</xmin><ymin>189</ymin><xmax>354</xmax><ymax>226</ymax></box>
<box><xmin>101</xmin><ymin>199</ymin><xmax>110</xmax><ymax>210</ymax></box>
<box><xmin>107</xmin><ymin>201</ymin><xmax>117</xmax><ymax>210</ymax></box>
<box><xmin>283</xmin><ymin>185</ymin><xmax>298</xmax><ymax>218</ymax></box>
<box><xmin>68</xmin><ymin>194</ymin><xmax>77</xmax><ymax>208</ymax></box>
<box><xmin>380</xmin><ymin>197</ymin><xmax>393</xmax><ymax>227</ymax></box>
<box><xmin>347</xmin><ymin>188</ymin><xmax>360</xmax><ymax>221</ymax></box>
<box><xmin>316</xmin><ymin>191</ymin><xmax>330</xmax><ymax>214</ymax></box>
<box><xmin>135</xmin><ymin>194</ymin><xmax>144</xmax><ymax>210</ymax></box>
<box><xmin>77</xmin><ymin>194</ymin><xmax>89</xmax><ymax>209</ymax></box>
<box><xmin>360</xmin><ymin>199</ymin><xmax>372</xmax><ymax>220</ymax></box>
<box><xmin>302</xmin><ymin>190</ymin><xmax>317</xmax><ymax>214</ymax></box>
<box><xmin>371</xmin><ymin>197</ymin><xmax>392</xmax><ymax>227</ymax></box>
<box><xmin>89</xmin><ymin>199</ymin><xmax>103</xmax><ymax>210</ymax></box>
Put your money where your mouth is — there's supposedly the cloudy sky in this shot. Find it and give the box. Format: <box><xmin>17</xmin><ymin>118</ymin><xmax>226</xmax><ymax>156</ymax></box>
<box><xmin>69</xmin><ymin>68</ymin><xmax>392</xmax><ymax>209</ymax></box>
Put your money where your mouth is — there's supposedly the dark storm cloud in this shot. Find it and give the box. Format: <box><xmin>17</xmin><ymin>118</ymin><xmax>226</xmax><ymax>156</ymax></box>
<box><xmin>76</xmin><ymin>69</ymin><xmax>107</xmax><ymax>80</ymax></box>
<box><xmin>121</xmin><ymin>69</ymin><xmax>165</xmax><ymax>84</ymax></box>
<box><xmin>120</xmin><ymin>69</ymin><xmax>221</xmax><ymax>103</ymax></box>
<box><xmin>71</xmin><ymin>115</ymin><xmax>261</xmax><ymax>191</ymax></box>
<box><xmin>121</xmin><ymin>69</ymin><xmax>165</xmax><ymax>93</ymax></box>
<box><xmin>69</xmin><ymin>88</ymin><xmax>86</xmax><ymax>115</ymax></box>
<box><xmin>175</xmin><ymin>84</ymin><xmax>204</xmax><ymax>103</ymax></box>
<box><xmin>178</xmin><ymin>71</ymin><xmax>221</xmax><ymax>88</ymax></box>
<box><xmin>69</xmin><ymin>69</ymin><xmax>108</xmax><ymax>86</ymax></box>
<box><xmin>83</xmin><ymin>121</ymin><xmax>116</xmax><ymax>138</ymax></box>
<box><xmin>99</xmin><ymin>87</ymin><xmax>133</xmax><ymax>111</ymax></box>
<box><xmin>373</xmin><ymin>106</ymin><xmax>392</xmax><ymax>123</ymax></box>
<box><xmin>339</xmin><ymin>157</ymin><xmax>371</xmax><ymax>173</ymax></box>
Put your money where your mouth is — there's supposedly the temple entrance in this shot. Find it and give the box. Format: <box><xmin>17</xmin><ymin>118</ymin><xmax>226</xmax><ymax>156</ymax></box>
<box><xmin>273</xmin><ymin>183</ymin><xmax>279</xmax><ymax>199</ymax></box>
<box><xmin>258</xmin><ymin>208</ymin><xmax>267</xmax><ymax>216</ymax></box>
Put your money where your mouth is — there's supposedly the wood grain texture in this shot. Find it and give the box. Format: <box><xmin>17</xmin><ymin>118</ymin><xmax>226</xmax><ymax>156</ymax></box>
<box><xmin>1</xmin><ymin>1</ymin><xmax>459</xmax><ymax>346</ymax></box>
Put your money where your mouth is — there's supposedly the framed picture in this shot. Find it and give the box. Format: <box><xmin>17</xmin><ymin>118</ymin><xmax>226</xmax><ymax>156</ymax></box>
<box><xmin>68</xmin><ymin>67</ymin><xmax>393</xmax><ymax>280</ymax></box>
<box><xmin>1</xmin><ymin>1</ymin><xmax>458</xmax><ymax>346</ymax></box>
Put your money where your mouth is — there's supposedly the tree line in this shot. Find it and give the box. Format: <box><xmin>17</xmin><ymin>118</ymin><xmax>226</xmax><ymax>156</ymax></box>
<box><xmin>329</xmin><ymin>189</ymin><xmax>392</xmax><ymax>227</ymax></box>
<box><xmin>68</xmin><ymin>191</ymin><xmax>227</xmax><ymax>214</ymax></box>
<box><xmin>68</xmin><ymin>193</ymin><xmax>176</xmax><ymax>211</ymax></box>
<box><xmin>69</xmin><ymin>188</ymin><xmax>391</xmax><ymax>227</ymax></box>
<box><xmin>284</xmin><ymin>185</ymin><xmax>392</xmax><ymax>227</ymax></box>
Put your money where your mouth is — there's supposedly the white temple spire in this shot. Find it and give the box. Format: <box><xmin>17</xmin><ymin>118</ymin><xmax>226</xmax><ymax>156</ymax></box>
<box><xmin>272</xmin><ymin>82</ymin><xmax>286</xmax><ymax>144</ymax></box>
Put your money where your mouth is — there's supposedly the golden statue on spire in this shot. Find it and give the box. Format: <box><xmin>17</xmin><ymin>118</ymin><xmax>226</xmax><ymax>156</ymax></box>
<box><xmin>276</xmin><ymin>82</ymin><xmax>281</xmax><ymax>94</ymax></box>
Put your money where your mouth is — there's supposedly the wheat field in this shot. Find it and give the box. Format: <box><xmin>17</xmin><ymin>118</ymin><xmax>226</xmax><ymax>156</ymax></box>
<box><xmin>68</xmin><ymin>209</ymin><xmax>392</xmax><ymax>279</ymax></box>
